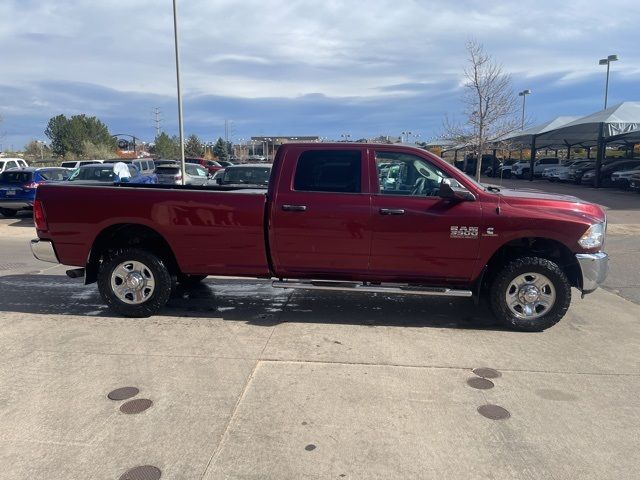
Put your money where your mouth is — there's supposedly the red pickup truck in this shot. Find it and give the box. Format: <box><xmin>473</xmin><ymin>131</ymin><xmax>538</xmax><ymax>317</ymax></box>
<box><xmin>30</xmin><ymin>143</ymin><xmax>608</xmax><ymax>331</ymax></box>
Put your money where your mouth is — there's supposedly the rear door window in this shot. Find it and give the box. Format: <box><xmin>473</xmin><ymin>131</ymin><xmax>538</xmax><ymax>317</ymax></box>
<box><xmin>293</xmin><ymin>150</ymin><xmax>361</xmax><ymax>193</ymax></box>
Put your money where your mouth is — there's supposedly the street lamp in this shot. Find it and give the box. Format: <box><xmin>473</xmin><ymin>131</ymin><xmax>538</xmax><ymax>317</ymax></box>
<box><xmin>518</xmin><ymin>89</ymin><xmax>531</xmax><ymax>130</ymax></box>
<box><xmin>341</xmin><ymin>134</ymin><xmax>351</xmax><ymax>142</ymax></box>
<box><xmin>599</xmin><ymin>54</ymin><xmax>618</xmax><ymax>109</ymax></box>
<box><xmin>401</xmin><ymin>131</ymin><xmax>412</xmax><ymax>143</ymax></box>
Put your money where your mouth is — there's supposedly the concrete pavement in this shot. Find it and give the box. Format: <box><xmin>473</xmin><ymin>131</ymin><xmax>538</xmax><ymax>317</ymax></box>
<box><xmin>0</xmin><ymin>207</ymin><xmax>639</xmax><ymax>479</ymax></box>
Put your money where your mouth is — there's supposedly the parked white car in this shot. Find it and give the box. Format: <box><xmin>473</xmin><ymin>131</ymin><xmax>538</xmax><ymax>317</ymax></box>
<box><xmin>542</xmin><ymin>160</ymin><xmax>590</xmax><ymax>182</ymax></box>
<box><xmin>0</xmin><ymin>158</ymin><xmax>28</xmax><ymax>173</ymax></box>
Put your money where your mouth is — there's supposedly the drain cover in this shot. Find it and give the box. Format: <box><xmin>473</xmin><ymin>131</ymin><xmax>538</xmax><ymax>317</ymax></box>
<box><xmin>467</xmin><ymin>377</ymin><xmax>494</xmax><ymax>390</ymax></box>
<box><xmin>118</xmin><ymin>465</ymin><xmax>161</xmax><ymax>480</ymax></box>
<box><xmin>477</xmin><ymin>404</ymin><xmax>510</xmax><ymax>420</ymax></box>
<box><xmin>472</xmin><ymin>367</ymin><xmax>501</xmax><ymax>379</ymax></box>
<box><xmin>120</xmin><ymin>398</ymin><xmax>153</xmax><ymax>414</ymax></box>
<box><xmin>108</xmin><ymin>387</ymin><xmax>139</xmax><ymax>401</ymax></box>
<box><xmin>305</xmin><ymin>444</ymin><xmax>316</xmax><ymax>451</ymax></box>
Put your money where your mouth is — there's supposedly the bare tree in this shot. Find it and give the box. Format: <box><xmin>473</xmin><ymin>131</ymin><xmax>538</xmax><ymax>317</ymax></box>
<box><xmin>443</xmin><ymin>40</ymin><xmax>520</xmax><ymax>180</ymax></box>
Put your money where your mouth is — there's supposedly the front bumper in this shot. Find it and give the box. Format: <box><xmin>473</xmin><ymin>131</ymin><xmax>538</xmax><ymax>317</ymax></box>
<box><xmin>576</xmin><ymin>252</ymin><xmax>608</xmax><ymax>293</ymax></box>
<box><xmin>30</xmin><ymin>239</ymin><xmax>59</xmax><ymax>264</ymax></box>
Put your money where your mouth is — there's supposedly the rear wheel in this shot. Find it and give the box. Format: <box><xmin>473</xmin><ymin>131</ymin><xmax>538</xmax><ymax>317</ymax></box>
<box><xmin>98</xmin><ymin>248</ymin><xmax>172</xmax><ymax>317</ymax></box>
<box><xmin>489</xmin><ymin>256</ymin><xmax>571</xmax><ymax>332</ymax></box>
<box><xmin>0</xmin><ymin>208</ymin><xmax>17</xmax><ymax>217</ymax></box>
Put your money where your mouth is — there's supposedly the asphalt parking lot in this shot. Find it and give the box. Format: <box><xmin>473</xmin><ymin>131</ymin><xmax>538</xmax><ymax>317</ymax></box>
<box><xmin>1</xmin><ymin>180</ymin><xmax>639</xmax><ymax>480</ymax></box>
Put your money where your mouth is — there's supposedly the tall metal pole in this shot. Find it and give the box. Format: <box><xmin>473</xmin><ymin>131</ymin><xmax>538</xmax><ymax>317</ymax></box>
<box><xmin>521</xmin><ymin>95</ymin><xmax>527</xmax><ymax>130</ymax></box>
<box><xmin>172</xmin><ymin>0</ymin><xmax>186</xmax><ymax>185</ymax></box>
<box><xmin>604</xmin><ymin>61</ymin><xmax>610</xmax><ymax>109</ymax></box>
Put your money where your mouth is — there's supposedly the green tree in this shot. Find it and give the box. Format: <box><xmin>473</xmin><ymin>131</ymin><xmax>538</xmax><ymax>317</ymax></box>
<box><xmin>213</xmin><ymin>137</ymin><xmax>228</xmax><ymax>160</ymax></box>
<box><xmin>45</xmin><ymin>114</ymin><xmax>69</xmax><ymax>156</ymax></box>
<box><xmin>151</xmin><ymin>132</ymin><xmax>180</xmax><ymax>159</ymax></box>
<box><xmin>44</xmin><ymin>114</ymin><xmax>116</xmax><ymax>158</ymax></box>
<box><xmin>184</xmin><ymin>134</ymin><xmax>204</xmax><ymax>158</ymax></box>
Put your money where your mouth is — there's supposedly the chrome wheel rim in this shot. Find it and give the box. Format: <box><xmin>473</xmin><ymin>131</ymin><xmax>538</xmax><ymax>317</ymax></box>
<box><xmin>505</xmin><ymin>272</ymin><xmax>556</xmax><ymax>320</ymax></box>
<box><xmin>110</xmin><ymin>260</ymin><xmax>155</xmax><ymax>305</ymax></box>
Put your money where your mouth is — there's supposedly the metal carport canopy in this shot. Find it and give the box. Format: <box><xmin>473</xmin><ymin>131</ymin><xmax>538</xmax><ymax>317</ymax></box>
<box><xmin>535</xmin><ymin>102</ymin><xmax>640</xmax><ymax>187</ymax></box>
<box><xmin>535</xmin><ymin>102</ymin><xmax>640</xmax><ymax>147</ymax></box>
<box><xmin>493</xmin><ymin>116</ymin><xmax>581</xmax><ymax>149</ymax></box>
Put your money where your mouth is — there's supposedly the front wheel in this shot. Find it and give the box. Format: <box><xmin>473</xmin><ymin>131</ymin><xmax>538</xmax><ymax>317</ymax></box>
<box><xmin>98</xmin><ymin>248</ymin><xmax>172</xmax><ymax>317</ymax></box>
<box><xmin>489</xmin><ymin>256</ymin><xmax>571</xmax><ymax>332</ymax></box>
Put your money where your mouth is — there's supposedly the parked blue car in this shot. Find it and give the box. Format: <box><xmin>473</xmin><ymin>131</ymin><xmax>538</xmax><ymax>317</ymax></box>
<box><xmin>67</xmin><ymin>163</ymin><xmax>157</xmax><ymax>185</ymax></box>
<box><xmin>0</xmin><ymin>167</ymin><xmax>69</xmax><ymax>217</ymax></box>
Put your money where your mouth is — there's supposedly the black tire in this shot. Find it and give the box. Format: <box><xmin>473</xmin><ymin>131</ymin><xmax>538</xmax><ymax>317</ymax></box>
<box><xmin>97</xmin><ymin>248</ymin><xmax>172</xmax><ymax>317</ymax></box>
<box><xmin>0</xmin><ymin>208</ymin><xmax>17</xmax><ymax>217</ymax></box>
<box><xmin>177</xmin><ymin>274</ymin><xmax>207</xmax><ymax>286</ymax></box>
<box><xmin>489</xmin><ymin>256</ymin><xmax>571</xmax><ymax>332</ymax></box>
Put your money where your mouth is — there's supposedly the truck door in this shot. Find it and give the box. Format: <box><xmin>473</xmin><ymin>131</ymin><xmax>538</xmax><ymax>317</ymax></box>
<box><xmin>269</xmin><ymin>147</ymin><xmax>372</xmax><ymax>278</ymax></box>
<box><xmin>369</xmin><ymin>149</ymin><xmax>482</xmax><ymax>282</ymax></box>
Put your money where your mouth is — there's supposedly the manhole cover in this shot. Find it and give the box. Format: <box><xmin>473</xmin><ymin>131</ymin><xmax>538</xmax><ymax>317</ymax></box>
<box><xmin>467</xmin><ymin>377</ymin><xmax>494</xmax><ymax>390</ymax></box>
<box><xmin>118</xmin><ymin>465</ymin><xmax>161</xmax><ymax>480</ymax></box>
<box><xmin>477</xmin><ymin>404</ymin><xmax>510</xmax><ymax>420</ymax></box>
<box><xmin>305</xmin><ymin>444</ymin><xmax>316</xmax><ymax>451</ymax></box>
<box><xmin>472</xmin><ymin>367</ymin><xmax>501</xmax><ymax>379</ymax></box>
<box><xmin>0</xmin><ymin>263</ymin><xmax>26</xmax><ymax>271</ymax></box>
<box><xmin>120</xmin><ymin>398</ymin><xmax>153</xmax><ymax>414</ymax></box>
<box><xmin>108</xmin><ymin>387</ymin><xmax>139</xmax><ymax>401</ymax></box>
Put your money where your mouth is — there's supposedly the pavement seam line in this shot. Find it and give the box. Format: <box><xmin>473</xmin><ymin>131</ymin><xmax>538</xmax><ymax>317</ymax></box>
<box><xmin>198</xmin><ymin>292</ymin><xmax>292</xmax><ymax>480</ymax></box>
<box><xmin>257</xmin><ymin>358</ymin><xmax>640</xmax><ymax>377</ymax></box>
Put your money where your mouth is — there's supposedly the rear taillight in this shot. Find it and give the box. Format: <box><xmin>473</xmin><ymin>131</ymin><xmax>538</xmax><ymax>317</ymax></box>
<box><xmin>23</xmin><ymin>182</ymin><xmax>42</xmax><ymax>189</ymax></box>
<box><xmin>33</xmin><ymin>199</ymin><xmax>48</xmax><ymax>231</ymax></box>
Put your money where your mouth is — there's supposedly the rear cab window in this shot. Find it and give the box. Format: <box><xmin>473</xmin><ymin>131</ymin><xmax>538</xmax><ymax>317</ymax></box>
<box><xmin>293</xmin><ymin>150</ymin><xmax>362</xmax><ymax>193</ymax></box>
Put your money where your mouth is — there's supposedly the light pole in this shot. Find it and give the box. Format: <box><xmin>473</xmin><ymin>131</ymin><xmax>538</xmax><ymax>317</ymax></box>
<box><xmin>599</xmin><ymin>54</ymin><xmax>618</xmax><ymax>109</ymax></box>
<box><xmin>518</xmin><ymin>89</ymin><xmax>531</xmax><ymax>130</ymax></box>
<box><xmin>401</xmin><ymin>131</ymin><xmax>412</xmax><ymax>143</ymax></box>
<box><xmin>340</xmin><ymin>134</ymin><xmax>351</xmax><ymax>142</ymax></box>
<box><xmin>172</xmin><ymin>0</ymin><xmax>186</xmax><ymax>184</ymax></box>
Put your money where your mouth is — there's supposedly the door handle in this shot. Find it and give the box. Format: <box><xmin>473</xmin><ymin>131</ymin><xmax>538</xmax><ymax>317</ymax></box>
<box><xmin>379</xmin><ymin>208</ymin><xmax>405</xmax><ymax>215</ymax></box>
<box><xmin>282</xmin><ymin>204</ymin><xmax>307</xmax><ymax>212</ymax></box>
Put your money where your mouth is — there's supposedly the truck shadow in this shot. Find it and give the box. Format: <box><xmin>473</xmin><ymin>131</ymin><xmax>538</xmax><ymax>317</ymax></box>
<box><xmin>0</xmin><ymin>275</ymin><xmax>501</xmax><ymax>331</ymax></box>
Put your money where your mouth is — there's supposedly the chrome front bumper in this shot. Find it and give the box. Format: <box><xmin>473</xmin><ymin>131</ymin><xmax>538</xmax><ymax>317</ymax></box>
<box><xmin>30</xmin><ymin>239</ymin><xmax>59</xmax><ymax>264</ymax></box>
<box><xmin>576</xmin><ymin>252</ymin><xmax>609</xmax><ymax>294</ymax></box>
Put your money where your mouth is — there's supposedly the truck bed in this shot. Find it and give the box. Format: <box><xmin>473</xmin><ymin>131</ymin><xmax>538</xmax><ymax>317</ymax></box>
<box><xmin>36</xmin><ymin>183</ymin><xmax>271</xmax><ymax>277</ymax></box>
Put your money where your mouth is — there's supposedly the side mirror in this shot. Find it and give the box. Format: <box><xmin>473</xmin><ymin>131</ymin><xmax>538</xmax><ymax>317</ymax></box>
<box><xmin>216</xmin><ymin>177</ymin><xmax>223</xmax><ymax>185</ymax></box>
<box><xmin>439</xmin><ymin>181</ymin><xmax>476</xmax><ymax>202</ymax></box>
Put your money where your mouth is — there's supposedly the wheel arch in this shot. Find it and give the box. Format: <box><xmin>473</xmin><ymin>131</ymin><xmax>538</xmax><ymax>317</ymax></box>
<box><xmin>85</xmin><ymin>223</ymin><xmax>179</xmax><ymax>284</ymax></box>
<box><xmin>479</xmin><ymin>236</ymin><xmax>582</xmax><ymax>294</ymax></box>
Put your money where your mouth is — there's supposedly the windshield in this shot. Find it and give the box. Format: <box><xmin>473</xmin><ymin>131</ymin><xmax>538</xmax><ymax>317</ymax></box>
<box><xmin>68</xmin><ymin>166</ymin><xmax>115</xmax><ymax>181</ymax></box>
<box><xmin>222</xmin><ymin>167</ymin><xmax>271</xmax><ymax>185</ymax></box>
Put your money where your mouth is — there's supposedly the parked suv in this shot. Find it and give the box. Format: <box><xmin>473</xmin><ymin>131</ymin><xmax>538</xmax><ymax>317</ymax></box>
<box><xmin>155</xmin><ymin>163</ymin><xmax>209</xmax><ymax>185</ymax></box>
<box><xmin>0</xmin><ymin>167</ymin><xmax>69</xmax><ymax>217</ymax></box>
<box><xmin>512</xmin><ymin>157</ymin><xmax>559</xmax><ymax>178</ymax></box>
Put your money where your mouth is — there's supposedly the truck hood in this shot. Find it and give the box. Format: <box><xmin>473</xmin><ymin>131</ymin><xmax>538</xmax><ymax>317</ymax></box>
<box><xmin>495</xmin><ymin>187</ymin><xmax>606</xmax><ymax>223</ymax></box>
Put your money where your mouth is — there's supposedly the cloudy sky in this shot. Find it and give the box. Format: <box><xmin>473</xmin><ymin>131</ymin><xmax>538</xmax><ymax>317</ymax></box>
<box><xmin>1</xmin><ymin>0</ymin><xmax>638</xmax><ymax>149</ymax></box>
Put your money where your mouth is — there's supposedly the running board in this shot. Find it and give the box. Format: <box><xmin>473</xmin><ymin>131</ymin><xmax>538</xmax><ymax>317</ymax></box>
<box><xmin>272</xmin><ymin>280</ymin><xmax>473</xmax><ymax>297</ymax></box>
